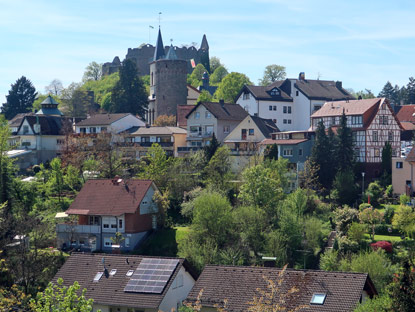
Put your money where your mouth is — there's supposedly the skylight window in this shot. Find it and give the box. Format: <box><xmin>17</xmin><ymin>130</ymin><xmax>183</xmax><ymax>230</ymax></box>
<box><xmin>310</xmin><ymin>293</ymin><xmax>326</xmax><ymax>305</ymax></box>
<box><xmin>93</xmin><ymin>272</ymin><xmax>103</xmax><ymax>282</ymax></box>
<box><xmin>110</xmin><ymin>269</ymin><xmax>117</xmax><ymax>276</ymax></box>
<box><xmin>126</xmin><ymin>270</ymin><xmax>134</xmax><ymax>277</ymax></box>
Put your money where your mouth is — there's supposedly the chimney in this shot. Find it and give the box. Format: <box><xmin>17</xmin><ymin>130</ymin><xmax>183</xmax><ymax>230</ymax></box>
<box><xmin>299</xmin><ymin>72</ymin><xmax>305</xmax><ymax>80</ymax></box>
<box><xmin>219</xmin><ymin>99</ymin><xmax>225</xmax><ymax>106</ymax></box>
<box><xmin>335</xmin><ymin>81</ymin><xmax>342</xmax><ymax>89</ymax></box>
<box><xmin>262</xmin><ymin>256</ymin><xmax>277</xmax><ymax>267</ymax></box>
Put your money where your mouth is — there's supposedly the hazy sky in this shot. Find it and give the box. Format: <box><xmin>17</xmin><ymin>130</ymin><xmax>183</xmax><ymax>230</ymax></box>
<box><xmin>1</xmin><ymin>0</ymin><xmax>414</xmax><ymax>103</ymax></box>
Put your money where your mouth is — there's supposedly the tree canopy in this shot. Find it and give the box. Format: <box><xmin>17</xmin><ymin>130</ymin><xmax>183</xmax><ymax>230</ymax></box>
<box><xmin>214</xmin><ymin>72</ymin><xmax>252</xmax><ymax>103</ymax></box>
<box><xmin>2</xmin><ymin>76</ymin><xmax>37</xmax><ymax>120</ymax></box>
<box><xmin>258</xmin><ymin>64</ymin><xmax>286</xmax><ymax>86</ymax></box>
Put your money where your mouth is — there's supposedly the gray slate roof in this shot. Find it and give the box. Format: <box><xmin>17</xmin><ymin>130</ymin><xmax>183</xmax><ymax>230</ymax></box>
<box><xmin>186</xmin><ymin>102</ymin><xmax>248</xmax><ymax>121</ymax></box>
<box><xmin>53</xmin><ymin>253</ymin><xmax>197</xmax><ymax>309</ymax></box>
<box><xmin>294</xmin><ymin>79</ymin><xmax>355</xmax><ymax>101</ymax></box>
<box><xmin>251</xmin><ymin>115</ymin><xmax>279</xmax><ymax>138</ymax></box>
<box><xmin>241</xmin><ymin>81</ymin><xmax>293</xmax><ymax>102</ymax></box>
<box><xmin>76</xmin><ymin>113</ymin><xmax>131</xmax><ymax>126</ymax></box>
<box><xmin>18</xmin><ymin>116</ymin><xmax>73</xmax><ymax>135</ymax></box>
<box><xmin>186</xmin><ymin>265</ymin><xmax>376</xmax><ymax>312</ymax></box>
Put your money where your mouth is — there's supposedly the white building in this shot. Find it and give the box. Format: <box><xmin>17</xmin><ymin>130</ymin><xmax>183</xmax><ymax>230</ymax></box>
<box><xmin>236</xmin><ymin>73</ymin><xmax>355</xmax><ymax>131</ymax></box>
<box><xmin>75</xmin><ymin>113</ymin><xmax>145</xmax><ymax>134</ymax></box>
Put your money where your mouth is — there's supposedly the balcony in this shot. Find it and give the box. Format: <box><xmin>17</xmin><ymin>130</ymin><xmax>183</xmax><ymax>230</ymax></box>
<box><xmin>177</xmin><ymin>146</ymin><xmax>203</xmax><ymax>153</ymax></box>
<box><xmin>116</xmin><ymin>142</ymin><xmax>174</xmax><ymax>148</ymax></box>
<box><xmin>56</xmin><ymin>224</ymin><xmax>101</xmax><ymax>234</ymax></box>
<box><xmin>230</xmin><ymin>149</ymin><xmax>257</xmax><ymax>156</ymax></box>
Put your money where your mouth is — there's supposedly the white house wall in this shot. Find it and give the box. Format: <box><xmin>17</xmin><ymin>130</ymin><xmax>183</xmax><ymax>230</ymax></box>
<box><xmin>76</xmin><ymin>115</ymin><xmax>145</xmax><ymax>134</ymax></box>
<box><xmin>140</xmin><ymin>185</ymin><xmax>158</xmax><ymax>215</ymax></box>
<box><xmin>159</xmin><ymin>266</ymin><xmax>196</xmax><ymax>312</ymax></box>
<box><xmin>236</xmin><ymin>94</ymin><xmax>258</xmax><ymax>116</ymax></box>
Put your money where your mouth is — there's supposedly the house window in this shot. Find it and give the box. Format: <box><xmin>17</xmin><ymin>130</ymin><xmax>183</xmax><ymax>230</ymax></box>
<box><xmin>299</xmin><ymin>149</ymin><xmax>303</xmax><ymax>156</ymax></box>
<box><xmin>310</xmin><ymin>293</ymin><xmax>326</xmax><ymax>305</ymax></box>
<box><xmin>288</xmin><ymin>106</ymin><xmax>292</xmax><ymax>114</ymax></box>
<box><xmin>23</xmin><ymin>125</ymin><xmax>29</xmax><ymax>134</ymax></box>
<box><xmin>373</xmin><ymin>131</ymin><xmax>378</xmax><ymax>142</ymax></box>
<box><xmin>56</xmin><ymin>139</ymin><xmax>65</xmax><ymax>145</ymax></box>
<box><xmin>101</xmin><ymin>127</ymin><xmax>107</xmax><ymax>132</ymax></box>
<box><xmin>190</xmin><ymin>126</ymin><xmax>202</xmax><ymax>135</ymax></box>
<box><xmin>191</xmin><ymin>141</ymin><xmax>202</xmax><ymax>147</ymax></box>
<box><xmin>273</xmin><ymin>106</ymin><xmax>277</xmax><ymax>111</ymax></box>
<box><xmin>296</xmin><ymin>90</ymin><xmax>299</xmax><ymax>96</ymax></box>
<box><xmin>374</xmin><ymin>148</ymin><xmax>380</xmax><ymax>157</ymax></box>
<box><xmin>223</xmin><ymin>125</ymin><xmax>230</xmax><ymax>133</ymax></box>
<box><xmin>80</xmin><ymin>127</ymin><xmax>86</xmax><ymax>133</ymax></box>
<box><xmin>205</xmin><ymin>126</ymin><xmax>213</xmax><ymax>135</ymax></box>
<box><xmin>249</xmin><ymin>129</ymin><xmax>254</xmax><ymax>136</ymax></box>
<box><xmin>119</xmin><ymin>219</ymin><xmax>123</xmax><ymax>229</ymax></box>
<box><xmin>388</xmin><ymin>131</ymin><xmax>393</xmax><ymax>142</ymax></box>
<box><xmin>195</xmin><ymin>112</ymin><xmax>200</xmax><ymax>119</ymax></box>
<box><xmin>380</xmin><ymin>115</ymin><xmax>388</xmax><ymax>125</ymax></box>
<box><xmin>89</xmin><ymin>216</ymin><xmax>100</xmax><ymax>225</ymax></box>
<box><xmin>103</xmin><ymin>224</ymin><xmax>109</xmax><ymax>228</ymax></box>
<box><xmin>205</xmin><ymin>111</ymin><xmax>211</xmax><ymax>118</ymax></box>
<box><xmin>90</xmin><ymin>127</ymin><xmax>97</xmax><ymax>133</ymax></box>
<box><xmin>396</xmin><ymin>162</ymin><xmax>403</xmax><ymax>169</ymax></box>
<box><xmin>283</xmin><ymin>106</ymin><xmax>287</xmax><ymax>113</ymax></box>
<box><xmin>283</xmin><ymin>149</ymin><xmax>293</xmax><ymax>156</ymax></box>
<box><xmin>331</xmin><ymin>117</ymin><xmax>336</xmax><ymax>125</ymax></box>
<box><xmin>313</xmin><ymin>105</ymin><xmax>322</xmax><ymax>112</ymax></box>
<box><xmin>104</xmin><ymin>238</ymin><xmax>112</xmax><ymax>247</ymax></box>
<box><xmin>243</xmin><ymin>92</ymin><xmax>250</xmax><ymax>100</ymax></box>
<box><xmin>283</xmin><ymin>119</ymin><xmax>287</xmax><ymax>124</ymax></box>
<box><xmin>269</xmin><ymin>105</ymin><xmax>272</xmax><ymax>111</ymax></box>
<box><xmin>288</xmin><ymin>119</ymin><xmax>292</xmax><ymax>124</ymax></box>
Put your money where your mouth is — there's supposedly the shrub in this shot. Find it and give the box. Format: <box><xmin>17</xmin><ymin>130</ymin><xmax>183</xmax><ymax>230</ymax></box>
<box><xmin>348</xmin><ymin>222</ymin><xmax>366</xmax><ymax>242</ymax></box>
<box><xmin>371</xmin><ymin>241</ymin><xmax>393</xmax><ymax>253</ymax></box>
<box><xmin>383</xmin><ymin>205</ymin><xmax>395</xmax><ymax>224</ymax></box>
<box><xmin>400</xmin><ymin>194</ymin><xmax>411</xmax><ymax>206</ymax></box>
<box><xmin>359</xmin><ymin>203</ymin><xmax>371</xmax><ymax>211</ymax></box>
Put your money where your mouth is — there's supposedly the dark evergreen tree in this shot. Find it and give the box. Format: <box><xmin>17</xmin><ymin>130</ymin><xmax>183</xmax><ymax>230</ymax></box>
<box><xmin>378</xmin><ymin>81</ymin><xmax>398</xmax><ymax>105</ymax></box>
<box><xmin>310</xmin><ymin>121</ymin><xmax>333</xmax><ymax>189</ymax></box>
<box><xmin>400</xmin><ymin>86</ymin><xmax>408</xmax><ymax>105</ymax></box>
<box><xmin>390</xmin><ymin>261</ymin><xmax>415</xmax><ymax>311</ymax></box>
<box><xmin>111</xmin><ymin>59</ymin><xmax>148</xmax><ymax>117</ymax></box>
<box><xmin>264</xmin><ymin>143</ymin><xmax>278</xmax><ymax>161</ymax></box>
<box><xmin>204</xmin><ymin>132</ymin><xmax>220</xmax><ymax>161</ymax></box>
<box><xmin>336</xmin><ymin>111</ymin><xmax>355</xmax><ymax>172</ymax></box>
<box><xmin>1</xmin><ymin>76</ymin><xmax>37</xmax><ymax>120</ymax></box>
<box><xmin>380</xmin><ymin>141</ymin><xmax>392</xmax><ymax>186</ymax></box>
<box><xmin>406</xmin><ymin>77</ymin><xmax>415</xmax><ymax>104</ymax></box>
<box><xmin>332</xmin><ymin>169</ymin><xmax>358</xmax><ymax>206</ymax></box>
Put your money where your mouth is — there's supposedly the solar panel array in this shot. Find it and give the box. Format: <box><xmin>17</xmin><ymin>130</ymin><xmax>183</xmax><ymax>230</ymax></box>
<box><xmin>124</xmin><ymin>258</ymin><xmax>179</xmax><ymax>294</ymax></box>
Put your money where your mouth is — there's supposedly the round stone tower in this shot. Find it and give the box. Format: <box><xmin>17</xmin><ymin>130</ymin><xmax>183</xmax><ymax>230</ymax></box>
<box><xmin>147</xmin><ymin>30</ymin><xmax>187</xmax><ymax>124</ymax></box>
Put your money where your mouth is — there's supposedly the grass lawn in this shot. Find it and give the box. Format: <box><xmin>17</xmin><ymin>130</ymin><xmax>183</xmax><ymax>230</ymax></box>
<box><xmin>364</xmin><ymin>234</ymin><xmax>403</xmax><ymax>242</ymax></box>
<box><xmin>135</xmin><ymin>226</ymin><xmax>190</xmax><ymax>257</ymax></box>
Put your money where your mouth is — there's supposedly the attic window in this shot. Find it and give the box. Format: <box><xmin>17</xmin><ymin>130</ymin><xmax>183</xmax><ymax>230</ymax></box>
<box><xmin>110</xmin><ymin>269</ymin><xmax>117</xmax><ymax>276</ymax></box>
<box><xmin>310</xmin><ymin>293</ymin><xmax>326</xmax><ymax>305</ymax></box>
<box><xmin>126</xmin><ymin>270</ymin><xmax>134</xmax><ymax>277</ymax></box>
<box><xmin>93</xmin><ymin>272</ymin><xmax>103</xmax><ymax>282</ymax></box>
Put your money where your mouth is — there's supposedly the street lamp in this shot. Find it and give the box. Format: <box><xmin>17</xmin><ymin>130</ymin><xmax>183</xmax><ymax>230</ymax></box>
<box><xmin>361</xmin><ymin>172</ymin><xmax>365</xmax><ymax>196</ymax></box>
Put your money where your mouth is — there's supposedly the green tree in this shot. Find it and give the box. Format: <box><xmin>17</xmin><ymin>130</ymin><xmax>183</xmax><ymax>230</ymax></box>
<box><xmin>390</xmin><ymin>261</ymin><xmax>415</xmax><ymax>311</ymax></box>
<box><xmin>365</xmin><ymin>181</ymin><xmax>384</xmax><ymax>207</ymax></box>
<box><xmin>378</xmin><ymin>81</ymin><xmax>399</xmax><ymax>105</ymax></box>
<box><xmin>392</xmin><ymin>205</ymin><xmax>415</xmax><ymax>239</ymax></box>
<box><xmin>214</xmin><ymin>72</ymin><xmax>252</xmax><ymax>103</ymax></box>
<box><xmin>60</xmin><ymin>83</ymin><xmax>93</xmax><ymax>117</ymax></box>
<box><xmin>203</xmin><ymin>132</ymin><xmax>220</xmax><ymax>161</ymax></box>
<box><xmin>82</xmin><ymin>61</ymin><xmax>103</xmax><ymax>82</ymax></box>
<box><xmin>348</xmin><ymin>222</ymin><xmax>366</xmax><ymax>242</ymax></box>
<box><xmin>354</xmin><ymin>294</ymin><xmax>392</xmax><ymax>312</ymax></box>
<box><xmin>45</xmin><ymin>79</ymin><xmax>64</xmax><ymax>96</ymax></box>
<box><xmin>48</xmin><ymin>158</ymin><xmax>65</xmax><ymax>203</ymax></box>
<box><xmin>210</xmin><ymin>66</ymin><xmax>228</xmax><ymax>85</ymax></box>
<box><xmin>197</xmin><ymin>90</ymin><xmax>213</xmax><ymax>103</ymax></box>
<box><xmin>209</xmin><ymin>56</ymin><xmax>223</xmax><ymax>73</ymax></box>
<box><xmin>381</xmin><ymin>141</ymin><xmax>392</xmax><ymax>186</ymax></box>
<box><xmin>258</xmin><ymin>64</ymin><xmax>286</xmax><ymax>86</ymax></box>
<box><xmin>336</xmin><ymin>112</ymin><xmax>355</xmax><ymax>172</ymax></box>
<box><xmin>189</xmin><ymin>64</ymin><xmax>207</xmax><ymax>88</ymax></box>
<box><xmin>406</xmin><ymin>77</ymin><xmax>415</xmax><ymax>105</ymax></box>
<box><xmin>354</xmin><ymin>89</ymin><xmax>375</xmax><ymax>99</ymax></box>
<box><xmin>2</xmin><ymin>76</ymin><xmax>37</xmax><ymax>120</ymax></box>
<box><xmin>359</xmin><ymin>207</ymin><xmax>383</xmax><ymax>240</ymax></box>
<box><xmin>334</xmin><ymin>205</ymin><xmax>359</xmax><ymax>236</ymax></box>
<box><xmin>264</xmin><ymin>143</ymin><xmax>278</xmax><ymax>161</ymax></box>
<box><xmin>203</xmin><ymin>146</ymin><xmax>234</xmax><ymax>192</ymax></box>
<box><xmin>331</xmin><ymin>169</ymin><xmax>359</xmax><ymax>206</ymax></box>
<box><xmin>110</xmin><ymin>59</ymin><xmax>148</xmax><ymax>117</ymax></box>
<box><xmin>138</xmin><ymin>143</ymin><xmax>172</xmax><ymax>192</ymax></box>
<box><xmin>30</xmin><ymin>278</ymin><xmax>95</xmax><ymax>311</ymax></box>
<box><xmin>81</xmin><ymin>72</ymin><xmax>119</xmax><ymax>107</ymax></box>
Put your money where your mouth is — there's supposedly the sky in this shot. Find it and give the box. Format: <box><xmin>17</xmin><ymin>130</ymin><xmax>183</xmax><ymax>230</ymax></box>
<box><xmin>1</xmin><ymin>0</ymin><xmax>415</xmax><ymax>103</ymax></box>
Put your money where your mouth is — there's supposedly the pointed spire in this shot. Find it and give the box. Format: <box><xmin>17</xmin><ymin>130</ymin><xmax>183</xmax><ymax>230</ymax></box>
<box><xmin>153</xmin><ymin>27</ymin><xmax>165</xmax><ymax>61</ymax></box>
<box><xmin>200</xmin><ymin>34</ymin><xmax>209</xmax><ymax>50</ymax></box>
<box><xmin>166</xmin><ymin>44</ymin><xmax>178</xmax><ymax>60</ymax></box>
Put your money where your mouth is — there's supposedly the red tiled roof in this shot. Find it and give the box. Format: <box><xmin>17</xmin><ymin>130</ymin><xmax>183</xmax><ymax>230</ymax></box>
<box><xmin>405</xmin><ymin>147</ymin><xmax>415</xmax><ymax>162</ymax></box>
<box><xmin>260</xmin><ymin>139</ymin><xmax>308</xmax><ymax>145</ymax></box>
<box><xmin>186</xmin><ymin>265</ymin><xmax>377</xmax><ymax>312</ymax></box>
<box><xmin>53</xmin><ymin>253</ymin><xmax>197</xmax><ymax>309</ymax></box>
<box><xmin>66</xmin><ymin>179</ymin><xmax>153</xmax><ymax>216</ymax></box>
<box><xmin>396</xmin><ymin>105</ymin><xmax>415</xmax><ymax>123</ymax></box>
<box><xmin>400</xmin><ymin>121</ymin><xmax>415</xmax><ymax>131</ymax></box>
<box><xmin>311</xmin><ymin>98</ymin><xmax>381</xmax><ymax>117</ymax></box>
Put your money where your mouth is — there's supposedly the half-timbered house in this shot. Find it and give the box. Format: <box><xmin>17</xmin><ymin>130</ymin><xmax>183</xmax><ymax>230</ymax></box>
<box><xmin>310</xmin><ymin>98</ymin><xmax>402</xmax><ymax>178</ymax></box>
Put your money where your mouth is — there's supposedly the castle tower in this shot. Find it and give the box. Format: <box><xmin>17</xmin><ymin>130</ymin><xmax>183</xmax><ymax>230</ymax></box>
<box><xmin>147</xmin><ymin>30</ymin><xmax>187</xmax><ymax>125</ymax></box>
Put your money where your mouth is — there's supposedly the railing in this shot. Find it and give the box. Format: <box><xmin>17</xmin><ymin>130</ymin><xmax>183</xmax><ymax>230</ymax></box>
<box><xmin>115</xmin><ymin>142</ymin><xmax>173</xmax><ymax>147</ymax></box>
<box><xmin>177</xmin><ymin>146</ymin><xmax>203</xmax><ymax>152</ymax></box>
<box><xmin>230</xmin><ymin>149</ymin><xmax>257</xmax><ymax>156</ymax></box>
<box><xmin>56</xmin><ymin>224</ymin><xmax>101</xmax><ymax>234</ymax></box>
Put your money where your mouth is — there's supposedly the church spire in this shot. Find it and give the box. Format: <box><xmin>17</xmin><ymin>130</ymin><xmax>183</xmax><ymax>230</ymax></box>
<box><xmin>153</xmin><ymin>27</ymin><xmax>165</xmax><ymax>61</ymax></box>
<box><xmin>200</xmin><ymin>34</ymin><xmax>209</xmax><ymax>50</ymax></box>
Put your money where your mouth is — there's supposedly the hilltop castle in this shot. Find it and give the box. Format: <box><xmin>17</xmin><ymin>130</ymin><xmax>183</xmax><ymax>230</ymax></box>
<box><xmin>102</xmin><ymin>32</ymin><xmax>210</xmax><ymax>76</ymax></box>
